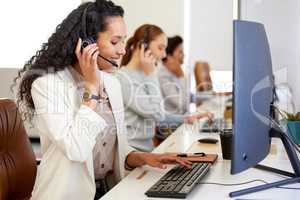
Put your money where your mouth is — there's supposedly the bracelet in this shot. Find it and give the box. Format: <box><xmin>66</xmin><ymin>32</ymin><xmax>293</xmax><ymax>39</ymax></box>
<box><xmin>124</xmin><ymin>151</ymin><xmax>137</xmax><ymax>171</ymax></box>
<box><xmin>83</xmin><ymin>91</ymin><xmax>100</xmax><ymax>102</ymax></box>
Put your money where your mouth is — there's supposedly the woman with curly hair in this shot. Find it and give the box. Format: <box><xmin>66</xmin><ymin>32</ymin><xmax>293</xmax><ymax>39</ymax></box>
<box><xmin>13</xmin><ymin>1</ymin><xmax>191</xmax><ymax>199</ymax></box>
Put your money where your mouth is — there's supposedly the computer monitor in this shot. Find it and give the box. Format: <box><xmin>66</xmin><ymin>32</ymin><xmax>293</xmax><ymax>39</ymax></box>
<box><xmin>231</xmin><ymin>20</ymin><xmax>274</xmax><ymax>174</ymax></box>
<box><xmin>230</xmin><ymin>20</ymin><xmax>300</xmax><ymax>197</ymax></box>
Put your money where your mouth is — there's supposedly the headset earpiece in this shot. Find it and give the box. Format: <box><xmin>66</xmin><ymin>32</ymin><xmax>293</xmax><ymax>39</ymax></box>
<box><xmin>80</xmin><ymin>3</ymin><xmax>119</xmax><ymax>68</ymax></box>
<box><xmin>81</xmin><ymin>4</ymin><xmax>96</xmax><ymax>51</ymax></box>
<box><xmin>81</xmin><ymin>37</ymin><xmax>96</xmax><ymax>52</ymax></box>
<box><xmin>140</xmin><ymin>26</ymin><xmax>150</xmax><ymax>51</ymax></box>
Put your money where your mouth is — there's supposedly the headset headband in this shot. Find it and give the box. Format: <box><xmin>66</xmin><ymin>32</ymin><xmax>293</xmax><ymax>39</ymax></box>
<box><xmin>82</xmin><ymin>3</ymin><xmax>94</xmax><ymax>39</ymax></box>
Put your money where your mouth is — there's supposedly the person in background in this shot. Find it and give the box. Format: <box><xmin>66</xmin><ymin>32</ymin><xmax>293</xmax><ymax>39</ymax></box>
<box><xmin>158</xmin><ymin>35</ymin><xmax>214</xmax><ymax>114</ymax></box>
<box><xmin>13</xmin><ymin>1</ymin><xmax>191</xmax><ymax>199</ymax></box>
<box><xmin>116</xmin><ymin>25</ymin><xmax>212</xmax><ymax>152</ymax></box>
<box><xmin>159</xmin><ymin>36</ymin><xmax>188</xmax><ymax>114</ymax></box>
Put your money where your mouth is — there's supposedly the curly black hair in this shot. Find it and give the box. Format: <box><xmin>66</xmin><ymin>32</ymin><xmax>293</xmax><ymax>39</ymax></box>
<box><xmin>12</xmin><ymin>0</ymin><xmax>124</xmax><ymax>120</ymax></box>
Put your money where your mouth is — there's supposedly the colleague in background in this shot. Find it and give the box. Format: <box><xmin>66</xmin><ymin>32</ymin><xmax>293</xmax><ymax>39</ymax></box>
<box><xmin>158</xmin><ymin>35</ymin><xmax>214</xmax><ymax>114</ymax></box>
<box><xmin>116</xmin><ymin>25</ymin><xmax>212</xmax><ymax>152</ymax></box>
<box><xmin>159</xmin><ymin>36</ymin><xmax>188</xmax><ymax>114</ymax></box>
<box><xmin>13</xmin><ymin>1</ymin><xmax>191</xmax><ymax>199</ymax></box>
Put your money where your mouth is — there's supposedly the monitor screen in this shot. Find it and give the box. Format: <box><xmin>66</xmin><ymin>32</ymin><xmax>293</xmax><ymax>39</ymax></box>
<box><xmin>231</xmin><ymin>20</ymin><xmax>275</xmax><ymax>174</ymax></box>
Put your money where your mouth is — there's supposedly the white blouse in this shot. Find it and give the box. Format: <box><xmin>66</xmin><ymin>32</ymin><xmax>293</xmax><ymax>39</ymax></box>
<box><xmin>69</xmin><ymin>67</ymin><xmax>117</xmax><ymax>180</ymax></box>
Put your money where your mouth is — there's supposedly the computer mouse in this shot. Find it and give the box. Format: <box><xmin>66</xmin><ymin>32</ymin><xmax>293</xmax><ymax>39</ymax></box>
<box><xmin>198</xmin><ymin>138</ymin><xmax>219</xmax><ymax>144</ymax></box>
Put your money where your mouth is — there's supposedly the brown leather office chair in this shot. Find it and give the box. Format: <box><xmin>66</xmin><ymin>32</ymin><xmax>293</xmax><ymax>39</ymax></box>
<box><xmin>0</xmin><ymin>99</ymin><xmax>37</xmax><ymax>200</ymax></box>
<box><xmin>194</xmin><ymin>61</ymin><xmax>213</xmax><ymax>92</ymax></box>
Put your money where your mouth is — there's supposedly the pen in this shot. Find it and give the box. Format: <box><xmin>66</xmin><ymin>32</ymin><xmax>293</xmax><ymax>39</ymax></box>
<box><xmin>177</xmin><ymin>152</ymin><xmax>206</xmax><ymax>157</ymax></box>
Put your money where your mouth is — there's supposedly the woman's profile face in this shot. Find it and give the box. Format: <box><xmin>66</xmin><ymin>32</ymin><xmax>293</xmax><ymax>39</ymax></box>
<box><xmin>148</xmin><ymin>33</ymin><xmax>167</xmax><ymax>63</ymax></box>
<box><xmin>172</xmin><ymin>43</ymin><xmax>184</xmax><ymax>65</ymax></box>
<box><xmin>96</xmin><ymin>16</ymin><xmax>127</xmax><ymax>72</ymax></box>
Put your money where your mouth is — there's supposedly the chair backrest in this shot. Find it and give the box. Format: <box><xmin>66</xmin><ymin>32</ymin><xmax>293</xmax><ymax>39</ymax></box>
<box><xmin>194</xmin><ymin>61</ymin><xmax>213</xmax><ymax>92</ymax></box>
<box><xmin>0</xmin><ymin>99</ymin><xmax>37</xmax><ymax>200</ymax></box>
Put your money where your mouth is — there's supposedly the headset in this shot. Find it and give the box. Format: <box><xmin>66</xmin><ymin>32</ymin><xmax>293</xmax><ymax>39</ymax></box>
<box><xmin>140</xmin><ymin>26</ymin><xmax>150</xmax><ymax>51</ymax></box>
<box><xmin>81</xmin><ymin>4</ymin><xmax>119</xmax><ymax>68</ymax></box>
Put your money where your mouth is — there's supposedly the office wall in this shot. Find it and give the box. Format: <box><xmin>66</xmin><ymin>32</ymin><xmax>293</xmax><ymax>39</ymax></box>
<box><xmin>0</xmin><ymin>0</ymin><xmax>81</xmax><ymax>68</ymax></box>
<box><xmin>0</xmin><ymin>0</ymin><xmax>81</xmax><ymax>97</ymax></box>
<box><xmin>1</xmin><ymin>0</ymin><xmax>237</xmax><ymax>113</ymax></box>
<box><xmin>0</xmin><ymin>69</ymin><xmax>18</xmax><ymax>99</ymax></box>
<box><xmin>112</xmin><ymin>0</ymin><xmax>234</xmax><ymax>72</ymax></box>
<box><xmin>241</xmin><ymin>0</ymin><xmax>300</xmax><ymax>110</ymax></box>
<box><xmin>0</xmin><ymin>0</ymin><xmax>81</xmax><ymax>138</ymax></box>
<box><xmin>112</xmin><ymin>0</ymin><xmax>184</xmax><ymax>38</ymax></box>
<box><xmin>0</xmin><ymin>0</ymin><xmax>184</xmax><ymax>96</ymax></box>
<box><xmin>188</xmin><ymin>0</ymin><xmax>233</xmax><ymax>70</ymax></box>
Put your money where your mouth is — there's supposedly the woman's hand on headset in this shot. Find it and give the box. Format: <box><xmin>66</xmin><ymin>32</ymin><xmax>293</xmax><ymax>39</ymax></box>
<box><xmin>139</xmin><ymin>44</ymin><xmax>156</xmax><ymax>76</ymax></box>
<box><xmin>75</xmin><ymin>38</ymin><xmax>100</xmax><ymax>93</ymax></box>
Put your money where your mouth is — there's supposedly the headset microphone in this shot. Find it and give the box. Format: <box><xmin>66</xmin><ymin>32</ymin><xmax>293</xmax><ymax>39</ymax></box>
<box><xmin>97</xmin><ymin>54</ymin><xmax>118</xmax><ymax>68</ymax></box>
<box><xmin>81</xmin><ymin>4</ymin><xmax>119</xmax><ymax>69</ymax></box>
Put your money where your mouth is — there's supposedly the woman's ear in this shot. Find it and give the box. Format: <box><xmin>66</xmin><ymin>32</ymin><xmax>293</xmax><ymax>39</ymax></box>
<box><xmin>131</xmin><ymin>46</ymin><xmax>140</xmax><ymax>57</ymax></box>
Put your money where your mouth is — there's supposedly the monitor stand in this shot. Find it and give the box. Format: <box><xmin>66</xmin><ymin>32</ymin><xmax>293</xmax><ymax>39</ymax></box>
<box><xmin>229</xmin><ymin>127</ymin><xmax>300</xmax><ymax>197</ymax></box>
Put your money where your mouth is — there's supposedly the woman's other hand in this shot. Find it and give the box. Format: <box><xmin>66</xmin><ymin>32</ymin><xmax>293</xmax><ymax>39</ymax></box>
<box><xmin>126</xmin><ymin>152</ymin><xmax>192</xmax><ymax>170</ymax></box>
<box><xmin>143</xmin><ymin>153</ymin><xmax>192</xmax><ymax>169</ymax></box>
<box><xmin>184</xmin><ymin>112</ymin><xmax>214</xmax><ymax>124</ymax></box>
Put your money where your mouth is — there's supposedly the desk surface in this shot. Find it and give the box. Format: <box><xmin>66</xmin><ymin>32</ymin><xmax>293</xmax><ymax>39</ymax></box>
<box><xmin>101</xmin><ymin>98</ymin><xmax>300</xmax><ymax>200</ymax></box>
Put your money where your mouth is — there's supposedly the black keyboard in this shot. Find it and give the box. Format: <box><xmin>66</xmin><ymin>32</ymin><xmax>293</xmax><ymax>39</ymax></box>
<box><xmin>145</xmin><ymin>162</ymin><xmax>211</xmax><ymax>199</ymax></box>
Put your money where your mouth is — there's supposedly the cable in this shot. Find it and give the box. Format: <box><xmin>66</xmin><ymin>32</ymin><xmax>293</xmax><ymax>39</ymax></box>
<box><xmin>199</xmin><ymin>179</ymin><xmax>300</xmax><ymax>190</ymax></box>
<box><xmin>277</xmin><ymin>186</ymin><xmax>300</xmax><ymax>190</ymax></box>
<box><xmin>198</xmin><ymin>179</ymin><xmax>268</xmax><ymax>186</ymax></box>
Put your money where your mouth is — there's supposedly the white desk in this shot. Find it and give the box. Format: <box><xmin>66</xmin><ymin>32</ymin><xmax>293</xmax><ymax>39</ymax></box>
<box><xmin>101</xmin><ymin>121</ymin><xmax>300</xmax><ymax>200</ymax></box>
<box><xmin>101</xmin><ymin>97</ymin><xmax>300</xmax><ymax>199</ymax></box>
